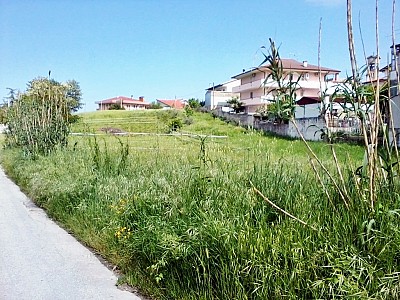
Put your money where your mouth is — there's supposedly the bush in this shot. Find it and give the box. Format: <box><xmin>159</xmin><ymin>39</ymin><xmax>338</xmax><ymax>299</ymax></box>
<box><xmin>109</xmin><ymin>104</ymin><xmax>125</xmax><ymax>110</ymax></box>
<box><xmin>0</xmin><ymin>104</ymin><xmax>6</xmax><ymax>124</ymax></box>
<box><xmin>184</xmin><ymin>117</ymin><xmax>193</xmax><ymax>125</ymax></box>
<box><xmin>184</xmin><ymin>106</ymin><xmax>194</xmax><ymax>117</ymax></box>
<box><xmin>168</xmin><ymin>118</ymin><xmax>183</xmax><ymax>132</ymax></box>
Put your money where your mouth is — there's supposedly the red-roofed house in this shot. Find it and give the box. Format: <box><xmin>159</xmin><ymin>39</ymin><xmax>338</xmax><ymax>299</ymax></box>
<box><xmin>96</xmin><ymin>96</ymin><xmax>150</xmax><ymax>111</ymax></box>
<box><xmin>232</xmin><ymin>58</ymin><xmax>341</xmax><ymax>115</ymax></box>
<box><xmin>156</xmin><ymin>99</ymin><xmax>186</xmax><ymax>109</ymax></box>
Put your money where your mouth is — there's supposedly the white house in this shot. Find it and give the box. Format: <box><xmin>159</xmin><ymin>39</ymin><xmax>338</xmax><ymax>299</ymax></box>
<box><xmin>389</xmin><ymin>44</ymin><xmax>400</xmax><ymax>144</ymax></box>
<box><xmin>96</xmin><ymin>96</ymin><xmax>150</xmax><ymax>110</ymax></box>
<box><xmin>204</xmin><ymin>79</ymin><xmax>240</xmax><ymax>109</ymax></box>
<box><xmin>231</xmin><ymin>59</ymin><xmax>341</xmax><ymax>115</ymax></box>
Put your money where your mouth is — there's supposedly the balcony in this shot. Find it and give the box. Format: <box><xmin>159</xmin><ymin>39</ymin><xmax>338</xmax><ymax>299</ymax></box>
<box><xmin>233</xmin><ymin>78</ymin><xmax>326</xmax><ymax>93</ymax></box>
<box><xmin>232</xmin><ymin>79</ymin><xmax>265</xmax><ymax>93</ymax></box>
<box><xmin>263</xmin><ymin>78</ymin><xmax>322</xmax><ymax>90</ymax></box>
<box><xmin>241</xmin><ymin>96</ymin><xmax>273</xmax><ymax>107</ymax></box>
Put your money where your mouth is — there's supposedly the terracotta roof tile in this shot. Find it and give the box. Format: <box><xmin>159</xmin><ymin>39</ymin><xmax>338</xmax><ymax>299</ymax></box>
<box><xmin>156</xmin><ymin>99</ymin><xmax>186</xmax><ymax>109</ymax></box>
<box><xmin>96</xmin><ymin>96</ymin><xmax>150</xmax><ymax>105</ymax></box>
<box><xmin>232</xmin><ymin>58</ymin><xmax>340</xmax><ymax>79</ymax></box>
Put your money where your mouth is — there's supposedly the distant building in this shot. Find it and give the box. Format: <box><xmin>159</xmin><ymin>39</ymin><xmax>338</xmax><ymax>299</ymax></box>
<box><xmin>231</xmin><ymin>59</ymin><xmax>341</xmax><ymax>115</ymax></box>
<box><xmin>204</xmin><ymin>79</ymin><xmax>240</xmax><ymax>109</ymax></box>
<box><xmin>156</xmin><ymin>99</ymin><xmax>186</xmax><ymax>109</ymax></box>
<box><xmin>96</xmin><ymin>96</ymin><xmax>150</xmax><ymax>110</ymax></box>
<box><xmin>389</xmin><ymin>44</ymin><xmax>400</xmax><ymax>144</ymax></box>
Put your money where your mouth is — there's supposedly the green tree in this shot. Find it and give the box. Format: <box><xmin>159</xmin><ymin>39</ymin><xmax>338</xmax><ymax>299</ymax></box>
<box><xmin>188</xmin><ymin>98</ymin><xmax>201</xmax><ymax>109</ymax></box>
<box><xmin>109</xmin><ymin>103</ymin><xmax>125</xmax><ymax>110</ymax></box>
<box><xmin>64</xmin><ymin>79</ymin><xmax>83</xmax><ymax>112</ymax></box>
<box><xmin>227</xmin><ymin>96</ymin><xmax>244</xmax><ymax>113</ymax></box>
<box><xmin>149</xmin><ymin>101</ymin><xmax>162</xmax><ymax>109</ymax></box>
<box><xmin>27</xmin><ymin>77</ymin><xmax>83</xmax><ymax>113</ymax></box>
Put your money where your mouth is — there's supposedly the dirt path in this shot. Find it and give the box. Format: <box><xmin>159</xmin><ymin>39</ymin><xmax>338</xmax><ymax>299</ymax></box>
<box><xmin>0</xmin><ymin>167</ymin><xmax>142</xmax><ymax>300</ymax></box>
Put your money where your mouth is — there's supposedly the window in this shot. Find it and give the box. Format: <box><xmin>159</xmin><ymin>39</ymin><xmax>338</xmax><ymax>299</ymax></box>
<box><xmin>250</xmin><ymin>92</ymin><xmax>253</xmax><ymax>98</ymax></box>
<box><xmin>301</xmin><ymin>73</ymin><xmax>309</xmax><ymax>80</ymax></box>
<box><xmin>325</xmin><ymin>74</ymin><xmax>334</xmax><ymax>81</ymax></box>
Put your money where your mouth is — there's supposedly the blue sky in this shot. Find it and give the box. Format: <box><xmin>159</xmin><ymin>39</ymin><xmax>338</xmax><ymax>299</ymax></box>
<box><xmin>0</xmin><ymin>0</ymin><xmax>398</xmax><ymax>112</ymax></box>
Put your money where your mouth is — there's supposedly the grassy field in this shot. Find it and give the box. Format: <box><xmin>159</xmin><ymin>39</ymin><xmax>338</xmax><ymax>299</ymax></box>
<box><xmin>2</xmin><ymin>110</ymin><xmax>400</xmax><ymax>299</ymax></box>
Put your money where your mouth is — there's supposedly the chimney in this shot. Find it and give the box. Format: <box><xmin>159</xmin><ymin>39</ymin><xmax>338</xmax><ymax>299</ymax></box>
<box><xmin>302</xmin><ymin>61</ymin><xmax>308</xmax><ymax>67</ymax></box>
<box><xmin>139</xmin><ymin>96</ymin><xmax>144</xmax><ymax>102</ymax></box>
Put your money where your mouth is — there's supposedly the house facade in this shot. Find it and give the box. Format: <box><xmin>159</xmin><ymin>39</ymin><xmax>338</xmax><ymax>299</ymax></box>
<box><xmin>389</xmin><ymin>44</ymin><xmax>400</xmax><ymax>143</ymax></box>
<box><xmin>363</xmin><ymin>45</ymin><xmax>400</xmax><ymax>145</ymax></box>
<box><xmin>156</xmin><ymin>99</ymin><xmax>186</xmax><ymax>109</ymax></box>
<box><xmin>204</xmin><ymin>79</ymin><xmax>240</xmax><ymax>109</ymax></box>
<box><xmin>231</xmin><ymin>59</ymin><xmax>341</xmax><ymax>115</ymax></box>
<box><xmin>96</xmin><ymin>96</ymin><xmax>150</xmax><ymax>110</ymax></box>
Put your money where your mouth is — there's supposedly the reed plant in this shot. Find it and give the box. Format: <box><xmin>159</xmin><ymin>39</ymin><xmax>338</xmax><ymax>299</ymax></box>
<box><xmin>257</xmin><ymin>1</ymin><xmax>400</xmax><ymax>214</ymax></box>
<box><xmin>4</xmin><ymin>79</ymin><xmax>71</xmax><ymax>156</ymax></box>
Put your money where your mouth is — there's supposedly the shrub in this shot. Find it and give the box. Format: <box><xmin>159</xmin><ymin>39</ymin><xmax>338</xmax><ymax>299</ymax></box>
<box><xmin>184</xmin><ymin>117</ymin><xmax>193</xmax><ymax>125</ymax></box>
<box><xmin>109</xmin><ymin>103</ymin><xmax>125</xmax><ymax>110</ymax></box>
<box><xmin>168</xmin><ymin>118</ymin><xmax>183</xmax><ymax>132</ymax></box>
<box><xmin>184</xmin><ymin>105</ymin><xmax>194</xmax><ymax>117</ymax></box>
<box><xmin>227</xmin><ymin>97</ymin><xmax>244</xmax><ymax>113</ymax></box>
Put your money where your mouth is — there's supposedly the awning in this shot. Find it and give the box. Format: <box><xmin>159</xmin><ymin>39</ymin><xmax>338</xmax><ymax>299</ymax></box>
<box><xmin>296</xmin><ymin>97</ymin><xmax>321</xmax><ymax>105</ymax></box>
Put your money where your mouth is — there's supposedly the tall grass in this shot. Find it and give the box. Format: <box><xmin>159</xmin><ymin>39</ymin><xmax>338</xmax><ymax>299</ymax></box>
<box><xmin>2</xmin><ymin>111</ymin><xmax>399</xmax><ymax>299</ymax></box>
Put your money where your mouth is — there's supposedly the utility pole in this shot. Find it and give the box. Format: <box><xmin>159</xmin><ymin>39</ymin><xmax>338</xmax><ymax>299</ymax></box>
<box><xmin>212</xmin><ymin>82</ymin><xmax>214</xmax><ymax>109</ymax></box>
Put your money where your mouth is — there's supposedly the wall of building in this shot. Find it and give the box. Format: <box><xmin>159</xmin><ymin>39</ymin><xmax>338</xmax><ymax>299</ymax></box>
<box><xmin>204</xmin><ymin>91</ymin><xmax>212</xmax><ymax>108</ymax></box>
<box><xmin>295</xmin><ymin>103</ymin><xmax>321</xmax><ymax>118</ymax></box>
<box><xmin>391</xmin><ymin>95</ymin><xmax>400</xmax><ymax>129</ymax></box>
<box><xmin>123</xmin><ymin>104</ymin><xmax>147</xmax><ymax>110</ymax></box>
<box><xmin>241</xmin><ymin>71</ymin><xmax>265</xmax><ymax>85</ymax></box>
<box><xmin>205</xmin><ymin>80</ymin><xmax>240</xmax><ymax>109</ymax></box>
<box><xmin>214</xmin><ymin>110</ymin><xmax>255</xmax><ymax>127</ymax></box>
<box><xmin>389</xmin><ymin>44</ymin><xmax>400</xmax><ymax>145</ymax></box>
<box><xmin>246</xmin><ymin>105</ymin><xmax>261</xmax><ymax>115</ymax></box>
<box><xmin>224</xmin><ymin>79</ymin><xmax>241</xmax><ymax>91</ymax></box>
<box><xmin>205</xmin><ymin>90</ymin><xmax>239</xmax><ymax>109</ymax></box>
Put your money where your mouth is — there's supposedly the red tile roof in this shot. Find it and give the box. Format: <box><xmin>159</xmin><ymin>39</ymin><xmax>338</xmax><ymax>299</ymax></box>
<box><xmin>232</xmin><ymin>58</ymin><xmax>340</xmax><ymax>79</ymax></box>
<box><xmin>156</xmin><ymin>99</ymin><xmax>186</xmax><ymax>109</ymax></box>
<box><xmin>279</xmin><ymin>59</ymin><xmax>340</xmax><ymax>72</ymax></box>
<box><xmin>96</xmin><ymin>96</ymin><xmax>150</xmax><ymax>106</ymax></box>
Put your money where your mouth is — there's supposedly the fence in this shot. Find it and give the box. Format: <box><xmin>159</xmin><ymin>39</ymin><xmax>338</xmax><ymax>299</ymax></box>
<box><xmin>212</xmin><ymin>109</ymin><xmax>362</xmax><ymax>141</ymax></box>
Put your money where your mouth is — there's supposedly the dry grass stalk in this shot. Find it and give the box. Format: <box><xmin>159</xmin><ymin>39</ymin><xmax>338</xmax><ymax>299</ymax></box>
<box><xmin>250</xmin><ymin>180</ymin><xmax>317</xmax><ymax>230</ymax></box>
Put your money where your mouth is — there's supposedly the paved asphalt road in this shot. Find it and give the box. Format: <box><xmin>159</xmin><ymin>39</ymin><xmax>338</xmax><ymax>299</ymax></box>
<box><xmin>0</xmin><ymin>167</ymin><xmax>142</xmax><ymax>300</ymax></box>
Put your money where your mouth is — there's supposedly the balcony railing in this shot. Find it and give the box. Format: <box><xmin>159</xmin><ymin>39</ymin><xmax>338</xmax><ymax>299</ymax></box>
<box><xmin>232</xmin><ymin>79</ymin><xmax>265</xmax><ymax>93</ymax></box>
<box><xmin>233</xmin><ymin>78</ymin><xmax>330</xmax><ymax>93</ymax></box>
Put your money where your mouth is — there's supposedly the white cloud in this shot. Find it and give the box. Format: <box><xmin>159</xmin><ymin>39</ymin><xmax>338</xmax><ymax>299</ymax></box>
<box><xmin>305</xmin><ymin>0</ymin><xmax>345</xmax><ymax>7</ymax></box>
